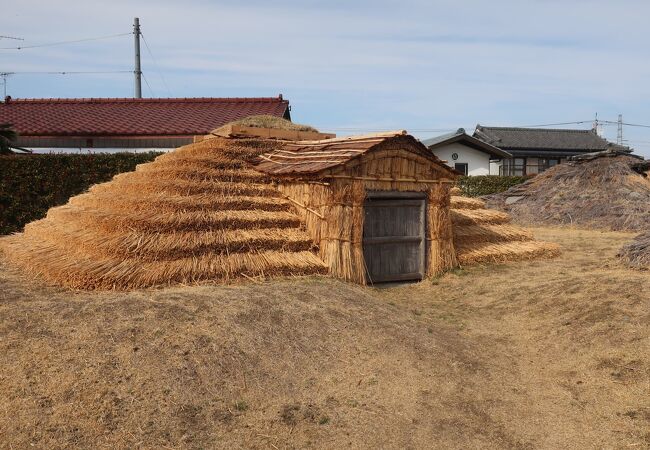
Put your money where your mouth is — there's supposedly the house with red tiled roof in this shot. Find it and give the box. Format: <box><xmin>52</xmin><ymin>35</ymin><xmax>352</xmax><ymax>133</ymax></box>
<box><xmin>0</xmin><ymin>95</ymin><xmax>290</xmax><ymax>153</ymax></box>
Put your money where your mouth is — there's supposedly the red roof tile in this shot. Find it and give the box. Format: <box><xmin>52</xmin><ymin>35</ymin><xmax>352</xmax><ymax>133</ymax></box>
<box><xmin>0</xmin><ymin>96</ymin><xmax>290</xmax><ymax>137</ymax></box>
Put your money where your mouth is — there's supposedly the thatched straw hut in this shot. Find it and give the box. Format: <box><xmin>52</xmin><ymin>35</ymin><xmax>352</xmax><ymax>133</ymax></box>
<box><xmin>485</xmin><ymin>150</ymin><xmax>650</xmax><ymax>232</ymax></box>
<box><xmin>254</xmin><ymin>131</ymin><xmax>460</xmax><ymax>283</ymax></box>
<box><xmin>0</xmin><ymin>126</ymin><xmax>559</xmax><ymax>290</ymax></box>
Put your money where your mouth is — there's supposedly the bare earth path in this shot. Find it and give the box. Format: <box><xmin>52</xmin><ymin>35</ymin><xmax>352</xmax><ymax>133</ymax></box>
<box><xmin>0</xmin><ymin>228</ymin><xmax>648</xmax><ymax>449</ymax></box>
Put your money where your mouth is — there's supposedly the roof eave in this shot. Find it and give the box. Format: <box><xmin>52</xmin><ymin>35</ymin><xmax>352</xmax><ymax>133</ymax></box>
<box><xmin>427</xmin><ymin>133</ymin><xmax>511</xmax><ymax>159</ymax></box>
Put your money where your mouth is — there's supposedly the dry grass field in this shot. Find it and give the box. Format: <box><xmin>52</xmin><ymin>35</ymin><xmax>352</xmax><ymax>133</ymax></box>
<box><xmin>1</xmin><ymin>228</ymin><xmax>648</xmax><ymax>449</ymax></box>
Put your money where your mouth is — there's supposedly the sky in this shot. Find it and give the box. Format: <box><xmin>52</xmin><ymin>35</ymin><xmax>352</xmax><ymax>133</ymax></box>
<box><xmin>2</xmin><ymin>0</ymin><xmax>650</xmax><ymax>156</ymax></box>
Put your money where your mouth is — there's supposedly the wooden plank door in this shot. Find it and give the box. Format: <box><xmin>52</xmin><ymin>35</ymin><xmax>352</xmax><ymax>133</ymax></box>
<box><xmin>363</xmin><ymin>192</ymin><xmax>426</xmax><ymax>283</ymax></box>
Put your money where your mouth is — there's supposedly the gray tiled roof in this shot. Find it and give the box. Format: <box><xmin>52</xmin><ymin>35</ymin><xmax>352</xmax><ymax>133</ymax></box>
<box><xmin>474</xmin><ymin>125</ymin><xmax>631</xmax><ymax>153</ymax></box>
<box><xmin>422</xmin><ymin>128</ymin><xmax>511</xmax><ymax>159</ymax></box>
<box><xmin>421</xmin><ymin>129</ymin><xmax>465</xmax><ymax>147</ymax></box>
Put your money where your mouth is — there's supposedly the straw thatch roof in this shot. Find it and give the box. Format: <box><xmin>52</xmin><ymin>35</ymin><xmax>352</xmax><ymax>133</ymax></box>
<box><xmin>618</xmin><ymin>232</ymin><xmax>650</xmax><ymax>269</ymax></box>
<box><xmin>255</xmin><ymin>131</ymin><xmax>457</xmax><ymax>177</ymax></box>
<box><xmin>485</xmin><ymin>151</ymin><xmax>650</xmax><ymax>231</ymax></box>
<box><xmin>450</xmin><ymin>187</ymin><xmax>560</xmax><ymax>264</ymax></box>
<box><xmin>0</xmin><ymin>137</ymin><xmax>327</xmax><ymax>289</ymax></box>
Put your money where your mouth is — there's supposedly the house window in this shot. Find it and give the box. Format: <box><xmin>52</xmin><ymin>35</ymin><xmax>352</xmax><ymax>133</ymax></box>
<box><xmin>454</xmin><ymin>163</ymin><xmax>468</xmax><ymax>175</ymax></box>
<box><xmin>501</xmin><ymin>158</ymin><xmax>526</xmax><ymax>176</ymax></box>
<box><xmin>539</xmin><ymin>158</ymin><xmax>559</xmax><ymax>172</ymax></box>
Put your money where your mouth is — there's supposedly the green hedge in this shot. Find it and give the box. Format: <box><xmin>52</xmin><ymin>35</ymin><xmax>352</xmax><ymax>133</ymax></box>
<box><xmin>0</xmin><ymin>152</ymin><xmax>161</xmax><ymax>235</ymax></box>
<box><xmin>457</xmin><ymin>175</ymin><xmax>530</xmax><ymax>197</ymax></box>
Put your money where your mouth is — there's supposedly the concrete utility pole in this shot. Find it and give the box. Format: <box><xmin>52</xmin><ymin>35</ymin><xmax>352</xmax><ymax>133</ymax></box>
<box><xmin>133</xmin><ymin>17</ymin><xmax>142</xmax><ymax>98</ymax></box>
<box><xmin>617</xmin><ymin>114</ymin><xmax>623</xmax><ymax>145</ymax></box>
<box><xmin>1</xmin><ymin>73</ymin><xmax>8</xmax><ymax>98</ymax></box>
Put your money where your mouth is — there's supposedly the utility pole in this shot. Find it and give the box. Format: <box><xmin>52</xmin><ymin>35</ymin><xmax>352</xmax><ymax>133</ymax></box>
<box><xmin>1</xmin><ymin>72</ymin><xmax>10</xmax><ymax>99</ymax></box>
<box><xmin>133</xmin><ymin>17</ymin><xmax>142</xmax><ymax>98</ymax></box>
<box><xmin>592</xmin><ymin>112</ymin><xmax>600</xmax><ymax>135</ymax></box>
<box><xmin>617</xmin><ymin>114</ymin><xmax>623</xmax><ymax>145</ymax></box>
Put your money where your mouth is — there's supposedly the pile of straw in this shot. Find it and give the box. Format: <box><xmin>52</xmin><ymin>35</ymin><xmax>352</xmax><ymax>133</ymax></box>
<box><xmin>212</xmin><ymin>115</ymin><xmax>318</xmax><ymax>134</ymax></box>
<box><xmin>485</xmin><ymin>152</ymin><xmax>650</xmax><ymax>231</ymax></box>
<box><xmin>0</xmin><ymin>137</ymin><xmax>327</xmax><ymax>289</ymax></box>
<box><xmin>450</xmin><ymin>187</ymin><xmax>560</xmax><ymax>265</ymax></box>
<box><xmin>618</xmin><ymin>232</ymin><xmax>650</xmax><ymax>269</ymax></box>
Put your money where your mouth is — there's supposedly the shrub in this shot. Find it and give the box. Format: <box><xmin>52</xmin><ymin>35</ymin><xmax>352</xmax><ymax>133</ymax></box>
<box><xmin>457</xmin><ymin>175</ymin><xmax>530</xmax><ymax>198</ymax></box>
<box><xmin>0</xmin><ymin>152</ymin><xmax>161</xmax><ymax>235</ymax></box>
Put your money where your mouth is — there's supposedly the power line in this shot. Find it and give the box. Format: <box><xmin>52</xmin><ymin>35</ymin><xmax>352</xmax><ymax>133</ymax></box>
<box><xmin>1</xmin><ymin>71</ymin><xmax>132</xmax><ymax>97</ymax></box>
<box><xmin>0</xmin><ymin>36</ymin><xmax>24</xmax><ymax>41</ymax></box>
<box><xmin>515</xmin><ymin>120</ymin><xmax>594</xmax><ymax>128</ymax></box>
<box><xmin>321</xmin><ymin>127</ymin><xmax>455</xmax><ymax>132</ymax></box>
<box><xmin>141</xmin><ymin>72</ymin><xmax>155</xmax><ymax>97</ymax></box>
<box><xmin>140</xmin><ymin>32</ymin><xmax>172</xmax><ymax>97</ymax></box>
<box><xmin>0</xmin><ymin>32</ymin><xmax>130</xmax><ymax>50</ymax></box>
<box><xmin>601</xmin><ymin>120</ymin><xmax>650</xmax><ymax>129</ymax></box>
<box><xmin>321</xmin><ymin>119</ymin><xmax>650</xmax><ymax>136</ymax></box>
<box><xmin>1</xmin><ymin>70</ymin><xmax>132</xmax><ymax>75</ymax></box>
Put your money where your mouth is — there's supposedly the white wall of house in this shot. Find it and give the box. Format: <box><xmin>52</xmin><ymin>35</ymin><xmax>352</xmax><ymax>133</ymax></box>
<box><xmin>430</xmin><ymin>142</ymin><xmax>494</xmax><ymax>176</ymax></box>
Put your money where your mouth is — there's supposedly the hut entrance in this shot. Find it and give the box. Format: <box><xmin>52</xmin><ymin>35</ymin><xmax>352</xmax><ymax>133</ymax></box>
<box><xmin>363</xmin><ymin>192</ymin><xmax>426</xmax><ymax>283</ymax></box>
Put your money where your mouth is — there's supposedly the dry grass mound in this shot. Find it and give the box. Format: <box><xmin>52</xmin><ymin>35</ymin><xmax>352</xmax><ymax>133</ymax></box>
<box><xmin>485</xmin><ymin>152</ymin><xmax>650</xmax><ymax>231</ymax></box>
<box><xmin>618</xmin><ymin>231</ymin><xmax>650</xmax><ymax>269</ymax></box>
<box><xmin>212</xmin><ymin>115</ymin><xmax>319</xmax><ymax>134</ymax></box>
<box><xmin>451</xmin><ymin>192</ymin><xmax>560</xmax><ymax>265</ymax></box>
<box><xmin>0</xmin><ymin>137</ymin><xmax>327</xmax><ymax>289</ymax></box>
<box><xmin>0</xmin><ymin>275</ymin><xmax>513</xmax><ymax>449</ymax></box>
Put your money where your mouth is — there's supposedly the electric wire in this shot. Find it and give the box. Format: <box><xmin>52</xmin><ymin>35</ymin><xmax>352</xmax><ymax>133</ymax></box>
<box><xmin>0</xmin><ymin>32</ymin><xmax>130</xmax><ymax>50</ymax></box>
<box><xmin>1</xmin><ymin>70</ymin><xmax>132</xmax><ymax>75</ymax></box>
<box><xmin>141</xmin><ymin>73</ymin><xmax>155</xmax><ymax>97</ymax></box>
<box><xmin>516</xmin><ymin>120</ymin><xmax>593</xmax><ymax>128</ymax></box>
<box><xmin>601</xmin><ymin>120</ymin><xmax>650</xmax><ymax>129</ymax></box>
<box><xmin>140</xmin><ymin>32</ymin><xmax>172</xmax><ymax>97</ymax></box>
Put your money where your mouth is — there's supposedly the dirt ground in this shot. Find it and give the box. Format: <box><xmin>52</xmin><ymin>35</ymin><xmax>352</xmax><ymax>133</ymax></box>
<box><xmin>1</xmin><ymin>228</ymin><xmax>648</xmax><ymax>449</ymax></box>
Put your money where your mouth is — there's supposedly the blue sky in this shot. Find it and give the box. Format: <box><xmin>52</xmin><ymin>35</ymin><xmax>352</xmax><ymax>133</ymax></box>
<box><xmin>3</xmin><ymin>0</ymin><xmax>650</xmax><ymax>155</ymax></box>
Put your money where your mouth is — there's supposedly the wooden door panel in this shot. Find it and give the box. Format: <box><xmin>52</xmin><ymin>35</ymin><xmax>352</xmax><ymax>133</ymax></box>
<box><xmin>363</xmin><ymin>193</ymin><xmax>426</xmax><ymax>283</ymax></box>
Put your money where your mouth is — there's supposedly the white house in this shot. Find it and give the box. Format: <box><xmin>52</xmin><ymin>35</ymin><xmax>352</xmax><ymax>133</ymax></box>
<box><xmin>422</xmin><ymin>128</ymin><xmax>511</xmax><ymax>176</ymax></box>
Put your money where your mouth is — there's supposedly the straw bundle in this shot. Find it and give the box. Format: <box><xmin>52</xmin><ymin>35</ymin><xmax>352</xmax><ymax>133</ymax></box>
<box><xmin>450</xmin><ymin>196</ymin><xmax>485</xmax><ymax>210</ymax></box>
<box><xmin>426</xmin><ymin>182</ymin><xmax>457</xmax><ymax>276</ymax></box>
<box><xmin>278</xmin><ymin>180</ymin><xmax>368</xmax><ymax>283</ymax></box>
<box><xmin>485</xmin><ymin>153</ymin><xmax>650</xmax><ymax>231</ymax></box>
<box><xmin>456</xmin><ymin>241</ymin><xmax>561</xmax><ymax>265</ymax></box>
<box><xmin>618</xmin><ymin>232</ymin><xmax>650</xmax><ymax>269</ymax></box>
<box><xmin>0</xmin><ymin>137</ymin><xmax>327</xmax><ymax>289</ymax></box>
<box><xmin>451</xmin><ymin>194</ymin><xmax>560</xmax><ymax>265</ymax></box>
